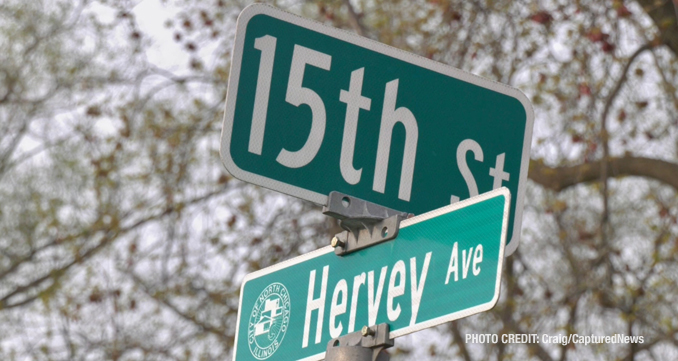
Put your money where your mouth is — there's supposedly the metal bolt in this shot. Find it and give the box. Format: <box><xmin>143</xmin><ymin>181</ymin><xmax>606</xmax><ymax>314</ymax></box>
<box><xmin>331</xmin><ymin>236</ymin><xmax>345</xmax><ymax>248</ymax></box>
<box><xmin>361</xmin><ymin>325</ymin><xmax>374</xmax><ymax>337</ymax></box>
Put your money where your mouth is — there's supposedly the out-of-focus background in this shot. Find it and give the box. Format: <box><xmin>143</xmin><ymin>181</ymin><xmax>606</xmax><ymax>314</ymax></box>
<box><xmin>1</xmin><ymin>0</ymin><xmax>677</xmax><ymax>360</ymax></box>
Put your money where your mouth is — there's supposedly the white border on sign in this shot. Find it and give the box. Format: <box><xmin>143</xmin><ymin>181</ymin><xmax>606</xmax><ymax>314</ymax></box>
<box><xmin>231</xmin><ymin>187</ymin><xmax>510</xmax><ymax>361</ymax></box>
<box><xmin>219</xmin><ymin>3</ymin><xmax>533</xmax><ymax>257</ymax></box>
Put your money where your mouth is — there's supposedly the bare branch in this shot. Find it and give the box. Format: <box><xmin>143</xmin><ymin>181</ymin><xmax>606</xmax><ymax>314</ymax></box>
<box><xmin>128</xmin><ymin>271</ymin><xmax>234</xmax><ymax>344</ymax></box>
<box><xmin>0</xmin><ymin>121</ymin><xmax>29</xmax><ymax>178</ymax></box>
<box><xmin>0</xmin><ymin>188</ymin><xmax>227</xmax><ymax>309</ymax></box>
<box><xmin>342</xmin><ymin>0</ymin><xmax>366</xmax><ymax>37</ymax></box>
<box><xmin>601</xmin><ymin>43</ymin><xmax>652</xmax><ymax>128</ymax></box>
<box><xmin>529</xmin><ymin>156</ymin><xmax>678</xmax><ymax>192</ymax></box>
<box><xmin>635</xmin><ymin>0</ymin><xmax>678</xmax><ymax>55</ymax></box>
<box><xmin>499</xmin><ymin>257</ymin><xmax>555</xmax><ymax>361</ymax></box>
<box><xmin>599</xmin><ymin>43</ymin><xmax>651</xmax><ymax>258</ymax></box>
<box><xmin>449</xmin><ymin>321</ymin><xmax>472</xmax><ymax>361</ymax></box>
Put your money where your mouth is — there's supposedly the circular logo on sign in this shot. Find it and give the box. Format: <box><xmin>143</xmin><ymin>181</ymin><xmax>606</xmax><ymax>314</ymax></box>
<box><xmin>248</xmin><ymin>283</ymin><xmax>291</xmax><ymax>360</ymax></box>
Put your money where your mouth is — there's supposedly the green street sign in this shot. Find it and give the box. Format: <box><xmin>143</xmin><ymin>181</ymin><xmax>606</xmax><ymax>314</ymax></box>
<box><xmin>220</xmin><ymin>4</ymin><xmax>533</xmax><ymax>255</ymax></box>
<box><xmin>233</xmin><ymin>188</ymin><xmax>509</xmax><ymax>361</ymax></box>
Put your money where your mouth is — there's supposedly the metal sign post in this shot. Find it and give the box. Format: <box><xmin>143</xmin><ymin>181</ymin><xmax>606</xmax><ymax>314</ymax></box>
<box><xmin>321</xmin><ymin>193</ymin><xmax>402</xmax><ymax>361</ymax></box>
<box><xmin>325</xmin><ymin>323</ymin><xmax>393</xmax><ymax>361</ymax></box>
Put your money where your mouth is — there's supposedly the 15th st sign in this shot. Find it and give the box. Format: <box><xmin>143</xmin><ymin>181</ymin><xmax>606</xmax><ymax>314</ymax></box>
<box><xmin>220</xmin><ymin>4</ymin><xmax>534</xmax><ymax>254</ymax></box>
<box><xmin>233</xmin><ymin>188</ymin><xmax>510</xmax><ymax>361</ymax></box>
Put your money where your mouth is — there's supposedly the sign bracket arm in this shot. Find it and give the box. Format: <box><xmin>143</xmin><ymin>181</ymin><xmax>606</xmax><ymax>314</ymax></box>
<box><xmin>322</xmin><ymin>191</ymin><xmax>412</xmax><ymax>256</ymax></box>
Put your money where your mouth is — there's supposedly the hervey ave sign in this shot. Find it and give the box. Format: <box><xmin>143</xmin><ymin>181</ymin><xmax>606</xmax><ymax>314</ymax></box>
<box><xmin>219</xmin><ymin>4</ymin><xmax>533</xmax><ymax>254</ymax></box>
<box><xmin>233</xmin><ymin>188</ymin><xmax>510</xmax><ymax>361</ymax></box>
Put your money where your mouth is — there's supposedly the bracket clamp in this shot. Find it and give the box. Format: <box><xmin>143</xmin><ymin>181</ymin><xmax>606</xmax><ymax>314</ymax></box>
<box><xmin>322</xmin><ymin>192</ymin><xmax>411</xmax><ymax>256</ymax></box>
<box><xmin>325</xmin><ymin>323</ymin><xmax>394</xmax><ymax>361</ymax></box>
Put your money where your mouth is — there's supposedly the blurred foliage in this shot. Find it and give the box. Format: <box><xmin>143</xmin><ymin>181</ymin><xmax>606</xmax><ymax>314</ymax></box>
<box><xmin>1</xmin><ymin>0</ymin><xmax>678</xmax><ymax>360</ymax></box>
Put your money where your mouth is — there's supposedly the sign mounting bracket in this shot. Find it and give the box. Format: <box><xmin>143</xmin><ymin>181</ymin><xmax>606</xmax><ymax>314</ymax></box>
<box><xmin>322</xmin><ymin>191</ymin><xmax>411</xmax><ymax>256</ymax></box>
<box><xmin>325</xmin><ymin>323</ymin><xmax>394</xmax><ymax>361</ymax></box>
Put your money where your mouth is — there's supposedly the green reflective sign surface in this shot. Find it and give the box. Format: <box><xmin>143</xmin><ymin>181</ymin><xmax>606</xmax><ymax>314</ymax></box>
<box><xmin>220</xmin><ymin>5</ymin><xmax>533</xmax><ymax>255</ymax></box>
<box><xmin>233</xmin><ymin>188</ymin><xmax>509</xmax><ymax>361</ymax></box>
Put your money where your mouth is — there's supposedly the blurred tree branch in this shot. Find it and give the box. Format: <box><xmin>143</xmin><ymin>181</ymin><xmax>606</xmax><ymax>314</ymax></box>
<box><xmin>529</xmin><ymin>156</ymin><xmax>678</xmax><ymax>191</ymax></box>
<box><xmin>128</xmin><ymin>271</ymin><xmax>234</xmax><ymax>345</ymax></box>
<box><xmin>0</xmin><ymin>187</ymin><xmax>225</xmax><ymax>310</ymax></box>
<box><xmin>2</xmin><ymin>0</ymin><xmax>678</xmax><ymax>359</ymax></box>
<box><xmin>342</xmin><ymin>0</ymin><xmax>366</xmax><ymax>37</ymax></box>
<box><xmin>635</xmin><ymin>0</ymin><xmax>678</xmax><ymax>54</ymax></box>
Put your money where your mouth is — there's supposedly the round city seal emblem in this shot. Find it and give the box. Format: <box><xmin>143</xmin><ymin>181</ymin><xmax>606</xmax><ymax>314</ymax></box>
<box><xmin>248</xmin><ymin>282</ymin><xmax>291</xmax><ymax>360</ymax></box>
